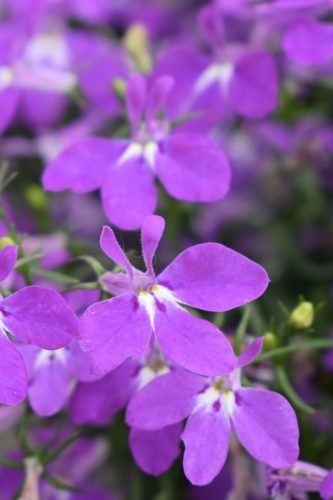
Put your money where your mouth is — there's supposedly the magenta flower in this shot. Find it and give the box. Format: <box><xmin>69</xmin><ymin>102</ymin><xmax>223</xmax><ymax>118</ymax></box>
<box><xmin>42</xmin><ymin>74</ymin><xmax>231</xmax><ymax>230</ymax></box>
<box><xmin>0</xmin><ymin>245</ymin><xmax>79</xmax><ymax>406</ymax></box>
<box><xmin>79</xmin><ymin>215</ymin><xmax>268</xmax><ymax>376</ymax></box>
<box><xmin>267</xmin><ymin>461</ymin><xmax>333</xmax><ymax>500</ymax></box>
<box><xmin>126</xmin><ymin>338</ymin><xmax>299</xmax><ymax>486</ymax></box>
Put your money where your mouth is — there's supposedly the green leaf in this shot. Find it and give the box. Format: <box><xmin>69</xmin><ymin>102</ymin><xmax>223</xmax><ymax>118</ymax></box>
<box><xmin>30</xmin><ymin>267</ymin><xmax>79</xmax><ymax>285</ymax></box>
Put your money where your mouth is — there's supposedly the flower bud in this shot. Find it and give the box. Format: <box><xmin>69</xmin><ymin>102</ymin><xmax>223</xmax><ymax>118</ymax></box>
<box><xmin>263</xmin><ymin>331</ymin><xmax>278</xmax><ymax>350</ymax></box>
<box><xmin>25</xmin><ymin>184</ymin><xmax>48</xmax><ymax>210</ymax></box>
<box><xmin>113</xmin><ymin>78</ymin><xmax>126</xmax><ymax>101</ymax></box>
<box><xmin>289</xmin><ymin>301</ymin><xmax>314</xmax><ymax>330</ymax></box>
<box><xmin>0</xmin><ymin>236</ymin><xmax>16</xmax><ymax>250</ymax></box>
<box><xmin>124</xmin><ymin>23</ymin><xmax>152</xmax><ymax>74</ymax></box>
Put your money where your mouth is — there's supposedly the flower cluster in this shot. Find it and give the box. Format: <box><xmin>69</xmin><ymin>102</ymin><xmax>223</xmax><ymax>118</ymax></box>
<box><xmin>0</xmin><ymin>0</ymin><xmax>332</xmax><ymax>498</ymax></box>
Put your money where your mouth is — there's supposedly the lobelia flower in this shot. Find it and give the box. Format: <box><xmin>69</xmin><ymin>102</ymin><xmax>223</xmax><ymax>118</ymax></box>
<box><xmin>42</xmin><ymin>74</ymin><xmax>231</xmax><ymax>230</ymax></box>
<box><xmin>126</xmin><ymin>339</ymin><xmax>298</xmax><ymax>485</ymax></box>
<box><xmin>126</xmin><ymin>338</ymin><xmax>299</xmax><ymax>486</ymax></box>
<box><xmin>0</xmin><ymin>11</ymin><xmax>123</xmax><ymax>134</ymax></box>
<box><xmin>70</xmin><ymin>341</ymin><xmax>183</xmax><ymax>476</ymax></box>
<box><xmin>267</xmin><ymin>461</ymin><xmax>333</xmax><ymax>500</ymax></box>
<box><xmin>0</xmin><ymin>22</ymin><xmax>77</xmax><ymax>134</ymax></box>
<box><xmin>0</xmin><ymin>244</ymin><xmax>79</xmax><ymax>406</ymax></box>
<box><xmin>78</xmin><ymin>214</ymin><xmax>269</xmax><ymax>377</ymax></box>
<box><xmin>152</xmin><ymin>4</ymin><xmax>278</xmax><ymax>126</ymax></box>
<box><xmin>17</xmin><ymin>289</ymin><xmax>100</xmax><ymax>417</ymax></box>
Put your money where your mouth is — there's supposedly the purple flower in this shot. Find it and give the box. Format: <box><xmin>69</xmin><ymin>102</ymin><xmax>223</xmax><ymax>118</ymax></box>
<box><xmin>19</xmin><ymin>345</ymin><xmax>73</xmax><ymax>417</ymax></box>
<box><xmin>153</xmin><ymin>6</ymin><xmax>278</xmax><ymax>124</ymax></box>
<box><xmin>267</xmin><ymin>461</ymin><xmax>333</xmax><ymax>500</ymax></box>
<box><xmin>42</xmin><ymin>75</ymin><xmax>231</xmax><ymax>230</ymax></box>
<box><xmin>0</xmin><ymin>245</ymin><xmax>79</xmax><ymax>406</ymax></box>
<box><xmin>0</xmin><ymin>23</ymin><xmax>77</xmax><ymax>134</ymax></box>
<box><xmin>79</xmin><ymin>215</ymin><xmax>268</xmax><ymax>376</ymax></box>
<box><xmin>18</xmin><ymin>290</ymin><xmax>100</xmax><ymax>417</ymax></box>
<box><xmin>70</xmin><ymin>342</ymin><xmax>183</xmax><ymax>475</ymax></box>
<box><xmin>126</xmin><ymin>338</ymin><xmax>299</xmax><ymax>485</ymax></box>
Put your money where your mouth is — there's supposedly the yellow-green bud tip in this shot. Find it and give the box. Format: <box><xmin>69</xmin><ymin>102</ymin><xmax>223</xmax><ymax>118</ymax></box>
<box><xmin>0</xmin><ymin>236</ymin><xmax>16</xmax><ymax>250</ymax></box>
<box><xmin>124</xmin><ymin>23</ymin><xmax>152</xmax><ymax>74</ymax></box>
<box><xmin>113</xmin><ymin>78</ymin><xmax>126</xmax><ymax>100</ymax></box>
<box><xmin>263</xmin><ymin>332</ymin><xmax>278</xmax><ymax>350</ymax></box>
<box><xmin>289</xmin><ymin>302</ymin><xmax>314</xmax><ymax>330</ymax></box>
<box><xmin>25</xmin><ymin>185</ymin><xmax>48</xmax><ymax>210</ymax></box>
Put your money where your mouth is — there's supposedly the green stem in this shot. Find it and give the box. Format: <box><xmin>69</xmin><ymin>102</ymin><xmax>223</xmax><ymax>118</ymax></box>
<box><xmin>234</xmin><ymin>305</ymin><xmax>252</xmax><ymax>354</ymax></box>
<box><xmin>276</xmin><ymin>364</ymin><xmax>315</xmax><ymax>415</ymax></box>
<box><xmin>256</xmin><ymin>339</ymin><xmax>333</xmax><ymax>361</ymax></box>
<box><xmin>42</xmin><ymin>431</ymin><xmax>81</xmax><ymax>466</ymax></box>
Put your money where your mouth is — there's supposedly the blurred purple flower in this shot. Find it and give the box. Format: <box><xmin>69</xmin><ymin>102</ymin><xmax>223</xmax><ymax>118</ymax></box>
<box><xmin>43</xmin><ymin>75</ymin><xmax>231</xmax><ymax>230</ymax></box>
<box><xmin>267</xmin><ymin>461</ymin><xmax>333</xmax><ymax>500</ymax></box>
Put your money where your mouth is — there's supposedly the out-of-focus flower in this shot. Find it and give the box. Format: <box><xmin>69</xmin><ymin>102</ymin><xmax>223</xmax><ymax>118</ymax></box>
<box><xmin>43</xmin><ymin>75</ymin><xmax>231</xmax><ymax>230</ymax></box>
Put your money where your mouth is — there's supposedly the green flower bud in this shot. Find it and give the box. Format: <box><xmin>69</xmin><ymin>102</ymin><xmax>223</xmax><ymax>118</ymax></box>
<box><xmin>113</xmin><ymin>78</ymin><xmax>126</xmax><ymax>101</ymax></box>
<box><xmin>25</xmin><ymin>185</ymin><xmax>48</xmax><ymax>210</ymax></box>
<box><xmin>263</xmin><ymin>332</ymin><xmax>278</xmax><ymax>350</ymax></box>
<box><xmin>289</xmin><ymin>301</ymin><xmax>314</xmax><ymax>330</ymax></box>
<box><xmin>124</xmin><ymin>23</ymin><xmax>152</xmax><ymax>74</ymax></box>
<box><xmin>0</xmin><ymin>236</ymin><xmax>16</xmax><ymax>250</ymax></box>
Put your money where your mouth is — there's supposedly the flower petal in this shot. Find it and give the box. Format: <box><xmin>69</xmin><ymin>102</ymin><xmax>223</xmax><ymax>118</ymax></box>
<box><xmin>42</xmin><ymin>138</ymin><xmax>127</xmax><ymax>193</ymax></box>
<box><xmin>100</xmin><ymin>225</ymin><xmax>133</xmax><ymax>279</ymax></box>
<box><xmin>0</xmin><ymin>332</ymin><xmax>27</xmax><ymax>406</ymax></box>
<box><xmin>283</xmin><ymin>20</ymin><xmax>333</xmax><ymax>66</ymax></box>
<box><xmin>229</xmin><ymin>52</ymin><xmax>278</xmax><ymax>119</ymax></box>
<box><xmin>79</xmin><ymin>292</ymin><xmax>152</xmax><ymax>376</ymax></box>
<box><xmin>126</xmin><ymin>371</ymin><xmax>203</xmax><ymax>430</ymax></box>
<box><xmin>146</xmin><ymin>76</ymin><xmax>174</xmax><ymax>122</ymax></box>
<box><xmin>0</xmin><ymin>245</ymin><xmax>18</xmax><ymax>282</ymax></box>
<box><xmin>126</xmin><ymin>75</ymin><xmax>147</xmax><ymax>132</ymax></box>
<box><xmin>155</xmin><ymin>302</ymin><xmax>236</xmax><ymax>375</ymax></box>
<box><xmin>182</xmin><ymin>408</ymin><xmax>231</xmax><ymax>486</ymax></box>
<box><xmin>129</xmin><ymin>424</ymin><xmax>182</xmax><ymax>476</ymax></box>
<box><xmin>236</xmin><ymin>337</ymin><xmax>264</xmax><ymax>368</ymax></box>
<box><xmin>158</xmin><ymin>243</ymin><xmax>269</xmax><ymax>312</ymax></box>
<box><xmin>0</xmin><ymin>286</ymin><xmax>79</xmax><ymax>349</ymax></box>
<box><xmin>157</xmin><ymin>133</ymin><xmax>230</xmax><ymax>202</ymax></box>
<box><xmin>28</xmin><ymin>353</ymin><xmax>71</xmax><ymax>417</ymax></box>
<box><xmin>141</xmin><ymin>215</ymin><xmax>165</xmax><ymax>278</ymax></box>
<box><xmin>320</xmin><ymin>469</ymin><xmax>333</xmax><ymax>500</ymax></box>
<box><xmin>232</xmin><ymin>388</ymin><xmax>299</xmax><ymax>467</ymax></box>
<box><xmin>0</xmin><ymin>88</ymin><xmax>19</xmax><ymax>135</ymax></box>
<box><xmin>101</xmin><ymin>158</ymin><xmax>157</xmax><ymax>230</ymax></box>
<box><xmin>69</xmin><ymin>360</ymin><xmax>138</xmax><ymax>424</ymax></box>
